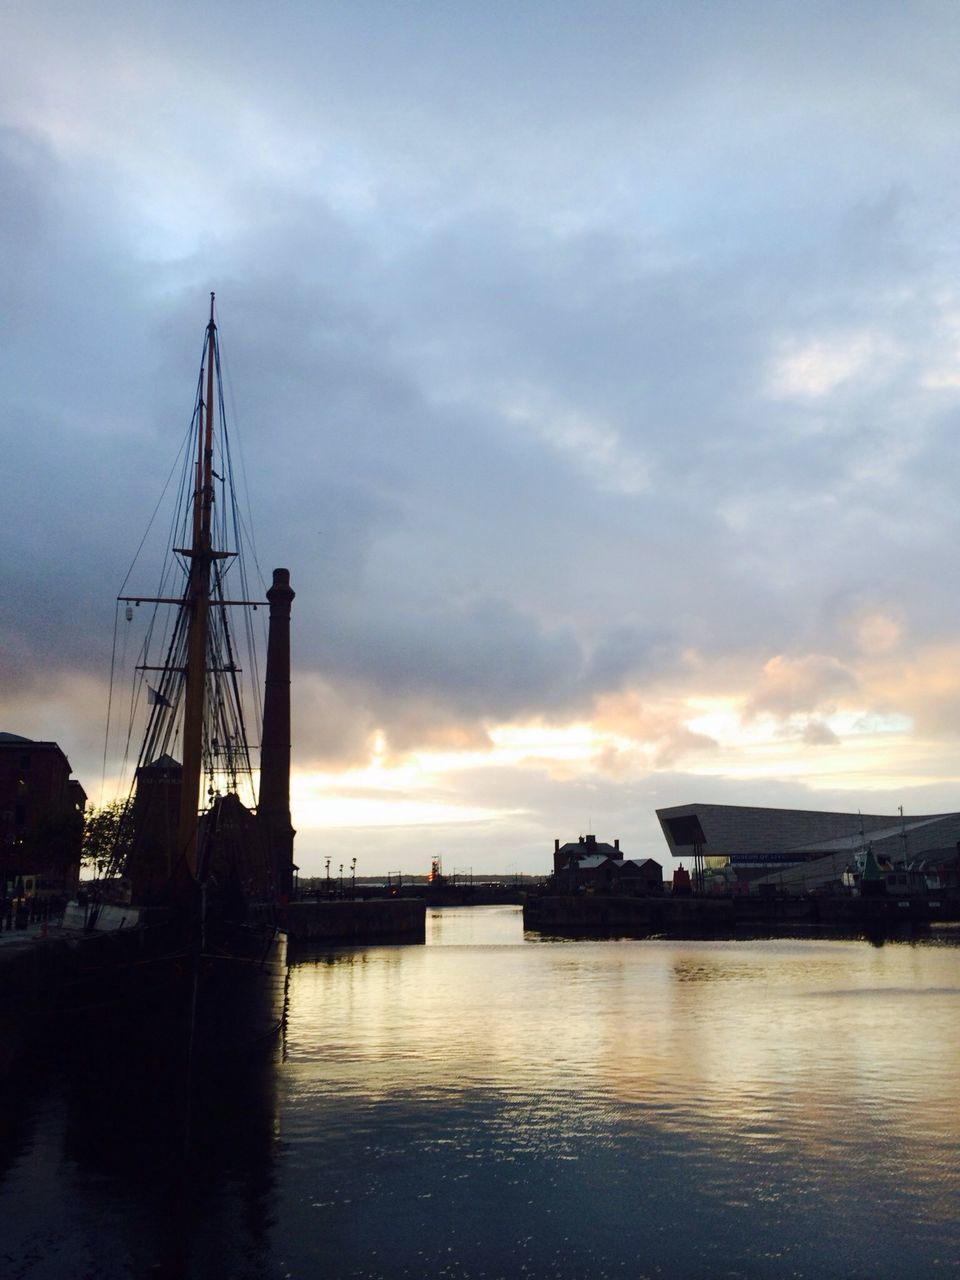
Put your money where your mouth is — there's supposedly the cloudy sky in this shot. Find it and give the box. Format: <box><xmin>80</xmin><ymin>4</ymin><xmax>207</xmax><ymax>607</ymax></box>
<box><xmin>4</xmin><ymin>1</ymin><xmax>960</xmax><ymax>876</ymax></box>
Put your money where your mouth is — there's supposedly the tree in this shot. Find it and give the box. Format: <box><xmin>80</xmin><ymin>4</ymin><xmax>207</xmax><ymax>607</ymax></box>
<box><xmin>82</xmin><ymin>800</ymin><xmax>133</xmax><ymax>878</ymax></box>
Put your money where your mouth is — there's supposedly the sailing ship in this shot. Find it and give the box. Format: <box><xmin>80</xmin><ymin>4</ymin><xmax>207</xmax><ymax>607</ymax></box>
<box><xmin>78</xmin><ymin>295</ymin><xmax>292</xmax><ymax>1054</ymax></box>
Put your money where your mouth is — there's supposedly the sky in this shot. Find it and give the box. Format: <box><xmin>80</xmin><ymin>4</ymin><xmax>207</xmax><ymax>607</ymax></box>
<box><xmin>5</xmin><ymin>1</ymin><xmax>960</xmax><ymax>878</ymax></box>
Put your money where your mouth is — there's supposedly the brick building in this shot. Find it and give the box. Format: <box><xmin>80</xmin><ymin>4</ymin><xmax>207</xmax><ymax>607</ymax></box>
<box><xmin>0</xmin><ymin>732</ymin><xmax>86</xmax><ymax>901</ymax></box>
<box><xmin>553</xmin><ymin>834</ymin><xmax>663</xmax><ymax>894</ymax></box>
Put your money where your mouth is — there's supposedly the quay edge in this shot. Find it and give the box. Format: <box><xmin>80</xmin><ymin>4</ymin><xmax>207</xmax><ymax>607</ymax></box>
<box><xmin>276</xmin><ymin>897</ymin><xmax>426</xmax><ymax>946</ymax></box>
<box><xmin>522</xmin><ymin>892</ymin><xmax>941</xmax><ymax>940</ymax></box>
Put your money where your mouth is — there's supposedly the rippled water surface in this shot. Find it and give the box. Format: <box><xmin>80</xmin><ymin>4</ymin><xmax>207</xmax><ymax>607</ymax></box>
<box><xmin>3</xmin><ymin>907</ymin><xmax>960</xmax><ymax>1278</ymax></box>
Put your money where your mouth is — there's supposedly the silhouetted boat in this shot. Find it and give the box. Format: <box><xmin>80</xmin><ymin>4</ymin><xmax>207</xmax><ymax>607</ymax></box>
<box><xmin>74</xmin><ymin>296</ymin><xmax>292</xmax><ymax>1057</ymax></box>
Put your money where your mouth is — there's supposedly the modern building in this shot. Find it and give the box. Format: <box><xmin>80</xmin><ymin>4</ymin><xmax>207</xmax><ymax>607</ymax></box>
<box><xmin>0</xmin><ymin>732</ymin><xmax>86</xmax><ymax>901</ymax></box>
<box><xmin>656</xmin><ymin>802</ymin><xmax>960</xmax><ymax>894</ymax></box>
<box><xmin>553</xmin><ymin>834</ymin><xmax>662</xmax><ymax>894</ymax></box>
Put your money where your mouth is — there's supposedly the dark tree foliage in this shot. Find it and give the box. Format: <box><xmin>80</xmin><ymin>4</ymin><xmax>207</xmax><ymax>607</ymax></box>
<box><xmin>82</xmin><ymin>800</ymin><xmax>133</xmax><ymax>877</ymax></box>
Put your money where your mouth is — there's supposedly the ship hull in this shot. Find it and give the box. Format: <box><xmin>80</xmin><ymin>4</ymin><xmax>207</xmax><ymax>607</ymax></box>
<box><xmin>190</xmin><ymin>921</ymin><xmax>289</xmax><ymax>1058</ymax></box>
<box><xmin>20</xmin><ymin>914</ymin><xmax>288</xmax><ymax>1063</ymax></box>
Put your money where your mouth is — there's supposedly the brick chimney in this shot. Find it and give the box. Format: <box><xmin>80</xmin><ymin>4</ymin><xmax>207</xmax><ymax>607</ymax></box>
<box><xmin>258</xmin><ymin>568</ymin><xmax>296</xmax><ymax>899</ymax></box>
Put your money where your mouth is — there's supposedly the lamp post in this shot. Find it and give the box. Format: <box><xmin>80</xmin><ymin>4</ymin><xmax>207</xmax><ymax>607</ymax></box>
<box><xmin>351</xmin><ymin>857</ymin><xmax>357</xmax><ymax>895</ymax></box>
<box><xmin>325</xmin><ymin>857</ymin><xmax>331</xmax><ymax>897</ymax></box>
<box><xmin>338</xmin><ymin>863</ymin><xmax>343</xmax><ymax>897</ymax></box>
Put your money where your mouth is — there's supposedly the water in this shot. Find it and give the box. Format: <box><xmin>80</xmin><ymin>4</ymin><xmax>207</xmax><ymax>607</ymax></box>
<box><xmin>2</xmin><ymin>907</ymin><xmax>959</xmax><ymax>1278</ymax></box>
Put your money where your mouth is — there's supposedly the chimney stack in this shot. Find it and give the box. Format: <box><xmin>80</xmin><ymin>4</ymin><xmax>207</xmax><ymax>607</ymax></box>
<box><xmin>259</xmin><ymin>568</ymin><xmax>296</xmax><ymax>899</ymax></box>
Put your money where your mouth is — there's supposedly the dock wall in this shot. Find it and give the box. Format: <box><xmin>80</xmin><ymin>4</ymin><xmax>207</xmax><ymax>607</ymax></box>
<box><xmin>278</xmin><ymin>898</ymin><xmax>426</xmax><ymax>945</ymax></box>
<box><xmin>523</xmin><ymin>892</ymin><xmax>939</xmax><ymax>939</ymax></box>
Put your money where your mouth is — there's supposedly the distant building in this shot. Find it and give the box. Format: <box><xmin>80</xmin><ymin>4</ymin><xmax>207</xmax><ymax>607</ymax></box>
<box><xmin>656</xmin><ymin>802</ymin><xmax>960</xmax><ymax>895</ymax></box>
<box><xmin>553</xmin><ymin>834</ymin><xmax>662</xmax><ymax>894</ymax></box>
<box><xmin>0</xmin><ymin>732</ymin><xmax>86</xmax><ymax>900</ymax></box>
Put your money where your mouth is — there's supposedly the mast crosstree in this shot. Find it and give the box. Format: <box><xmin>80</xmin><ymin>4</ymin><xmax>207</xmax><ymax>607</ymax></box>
<box><xmin>107</xmin><ymin>295</ymin><xmax>294</xmax><ymax>902</ymax></box>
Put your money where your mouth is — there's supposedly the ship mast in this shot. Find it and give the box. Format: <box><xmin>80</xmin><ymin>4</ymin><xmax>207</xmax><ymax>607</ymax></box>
<box><xmin>177</xmin><ymin>292</ymin><xmax>218</xmax><ymax>877</ymax></box>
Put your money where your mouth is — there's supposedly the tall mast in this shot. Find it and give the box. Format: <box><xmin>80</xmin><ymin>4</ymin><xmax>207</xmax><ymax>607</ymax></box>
<box><xmin>177</xmin><ymin>293</ymin><xmax>217</xmax><ymax>876</ymax></box>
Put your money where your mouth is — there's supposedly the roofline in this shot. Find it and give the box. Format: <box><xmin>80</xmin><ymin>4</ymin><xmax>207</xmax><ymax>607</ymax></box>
<box><xmin>0</xmin><ymin>737</ymin><xmax>75</xmax><ymax>771</ymax></box>
<box><xmin>656</xmin><ymin>801</ymin><xmax>956</xmax><ymax>821</ymax></box>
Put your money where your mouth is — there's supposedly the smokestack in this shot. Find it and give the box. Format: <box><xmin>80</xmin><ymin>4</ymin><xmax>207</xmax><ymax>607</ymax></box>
<box><xmin>259</xmin><ymin>567</ymin><xmax>296</xmax><ymax>898</ymax></box>
<box><xmin>554</xmin><ymin>839</ymin><xmax>560</xmax><ymax>853</ymax></box>
<box><xmin>614</xmin><ymin>838</ymin><xmax>620</xmax><ymax>852</ymax></box>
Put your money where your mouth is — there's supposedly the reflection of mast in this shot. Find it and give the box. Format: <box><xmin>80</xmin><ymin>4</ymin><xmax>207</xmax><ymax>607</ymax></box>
<box><xmin>177</xmin><ymin>293</ymin><xmax>218</xmax><ymax>876</ymax></box>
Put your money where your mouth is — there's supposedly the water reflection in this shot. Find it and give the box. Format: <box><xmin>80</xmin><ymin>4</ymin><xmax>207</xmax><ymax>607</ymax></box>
<box><xmin>0</xmin><ymin>1016</ymin><xmax>281</xmax><ymax>1279</ymax></box>
<box><xmin>2</xmin><ymin>909</ymin><xmax>958</xmax><ymax>1278</ymax></box>
<box><xmin>280</xmin><ymin>909</ymin><xmax>960</xmax><ymax>1278</ymax></box>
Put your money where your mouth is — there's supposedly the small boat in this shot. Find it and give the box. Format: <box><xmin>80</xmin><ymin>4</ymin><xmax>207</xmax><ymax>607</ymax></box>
<box><xmin>75</xmin><ymin>295</ymin><xmax>293</xmax><ymax>1057</ymax></box>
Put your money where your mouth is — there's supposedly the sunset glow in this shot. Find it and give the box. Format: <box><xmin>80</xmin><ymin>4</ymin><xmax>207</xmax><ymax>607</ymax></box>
<box><xmin>6</xmin><ymin>3</ymin><xmax>960</xmax><ymax>875</ymax></box>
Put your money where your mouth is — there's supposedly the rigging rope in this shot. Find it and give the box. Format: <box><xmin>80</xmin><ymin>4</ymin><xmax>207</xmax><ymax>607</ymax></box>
<box><xmin>101</xmin><ymin>310</ymin><xmax>272</xmax><ymax>882</ymax></box>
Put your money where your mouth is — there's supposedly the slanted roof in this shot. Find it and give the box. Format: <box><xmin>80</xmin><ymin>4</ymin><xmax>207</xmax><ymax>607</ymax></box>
<box><xmin>0</xmin><ymin>734</ymin><xmax>72</xmax><ymax>768</ymax></box>
<box><xmin>577</xmin><ymin>854</ymin><xmax>613</xmax><ymax>870</ymax></box>
<box><xmin>657</xmin><ymin>801</ymin><xmax>960</xmax><ymax>863</ymax></box>
<box><xmin>559</xmin><ymin>840</ymin><xmax>620</xmax><ymax>859</ymax></box>
<box><xmin>143</xmin><ymin>753</ymin><xmax>181</xmax><ymax>770</ymax></box>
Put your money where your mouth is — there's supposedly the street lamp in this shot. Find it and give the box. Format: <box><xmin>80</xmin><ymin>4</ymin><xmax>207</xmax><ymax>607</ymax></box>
<box><xmin>351</xmin><ymin>857</ymin><xmax>357</xmax><ymax>895</ymax></box>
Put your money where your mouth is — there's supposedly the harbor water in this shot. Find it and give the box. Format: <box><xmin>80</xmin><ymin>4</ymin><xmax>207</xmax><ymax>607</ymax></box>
<box><xmin>2</xmin><ymin>905</ymin><xmax>959</xmax><ymax>1278</ymax></box>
